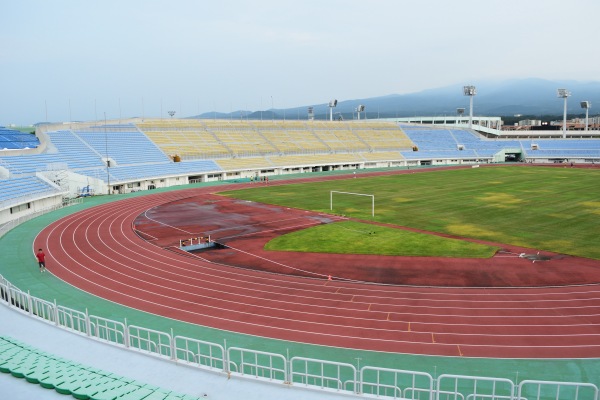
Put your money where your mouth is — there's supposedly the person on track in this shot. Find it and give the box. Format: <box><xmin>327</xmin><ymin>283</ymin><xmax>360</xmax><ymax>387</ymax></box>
<box><xmin>35</xmin><ymin>248</ymin><xmax>46</xmax><ymax>273</ymax></box>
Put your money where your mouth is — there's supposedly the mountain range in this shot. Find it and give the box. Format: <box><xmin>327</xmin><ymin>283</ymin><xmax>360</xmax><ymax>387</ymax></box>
<box><xmin>194</xmin><ymin>78</ymin><xmax>600</xmax><ymax>120</ymax></box>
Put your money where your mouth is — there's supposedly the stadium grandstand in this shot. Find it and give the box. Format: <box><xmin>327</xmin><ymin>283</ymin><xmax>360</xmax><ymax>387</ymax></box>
<box><xmin>1</xmin><ymin>118</ymin><xmax>599</xmax><ymax>226</ymax></box>
<box><xmin>1</xmin><ymin>117</ymin><xmax>599</xmax><ymax>399</ymax></box>
<box><xmin>0</xmin><ymin>126</ymin><xmax>39</xmax><ymax>150</ymax></box>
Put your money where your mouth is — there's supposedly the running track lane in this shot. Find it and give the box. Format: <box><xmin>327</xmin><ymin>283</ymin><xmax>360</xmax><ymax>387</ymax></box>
<box><xmin>35</xmin><ymin>186</ymin><xmax>600</xmax><ymax>359</ymax></box>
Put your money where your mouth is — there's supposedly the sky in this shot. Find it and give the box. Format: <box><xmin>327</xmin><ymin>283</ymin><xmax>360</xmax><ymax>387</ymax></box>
<box><xmin>2</xmin><ymin>0</ymin><xmax>600</xmax><ymax>126</ymax></box>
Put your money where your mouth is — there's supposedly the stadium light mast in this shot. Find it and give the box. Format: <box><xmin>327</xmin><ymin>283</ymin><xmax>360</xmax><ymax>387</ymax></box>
<box><xmin>580</xmin><ymin>101</ymin><xmax>591</xmax><ymax>132</ymax></box>
<box><xmin>328</xmin><ymin>99</ymin><xmax>337</xmax><ymax>121</ymax></box>
<box><xmin>457</xmin><ymin>108</ymin><xmax>465</xmax><ymax>126</ymax></box>
<box><xmin>356</xmin><ymin>104</ymin><xmax>365</xmax><ymax>120</ymax></box>
<box><xmin>557</xmin><ymin>89</ymin><xmax>571</xmax><ymax>138</ymax></box>
<box><xmin>463</xmin><ymin>86</ymin><xmax>476</xmax><ymax>129</ymax></box>
<box><xmin>104</xmin><ymin>112</ymin><xmax>111</xmax><ymax>195</ymax></box>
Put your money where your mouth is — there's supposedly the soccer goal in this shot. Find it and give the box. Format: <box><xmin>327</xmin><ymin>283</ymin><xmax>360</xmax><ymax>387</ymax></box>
<box><xmin>330</xmin><ymin>191</ymin><xmax>374</xmax><ymax>218</ymax></box>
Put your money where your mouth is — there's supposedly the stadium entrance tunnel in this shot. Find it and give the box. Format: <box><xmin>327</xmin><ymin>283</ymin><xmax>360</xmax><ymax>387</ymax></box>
<box><xmin>505</xmin><ymin>153</ymin><xmax>523</xmax><ymax>162</ymax></box>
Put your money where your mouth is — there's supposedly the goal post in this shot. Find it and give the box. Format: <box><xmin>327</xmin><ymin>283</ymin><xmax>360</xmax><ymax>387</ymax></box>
<box><xmin>330</xmin><ymin>191</ymin><xmax>374</xmax><ymax>218</ymax></box>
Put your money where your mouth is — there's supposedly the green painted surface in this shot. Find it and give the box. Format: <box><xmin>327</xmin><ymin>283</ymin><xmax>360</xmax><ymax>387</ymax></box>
<box><xmin>1</xmin><ymin>168</ymin><xmax>599</xmax><ymax>390</ymax></box>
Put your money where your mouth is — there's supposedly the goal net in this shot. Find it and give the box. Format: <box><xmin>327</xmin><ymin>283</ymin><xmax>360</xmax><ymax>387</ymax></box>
<box><xmin>330</xmin><ymin>191</ymin><xmax>374</xmax><ymax>218</ymax></box>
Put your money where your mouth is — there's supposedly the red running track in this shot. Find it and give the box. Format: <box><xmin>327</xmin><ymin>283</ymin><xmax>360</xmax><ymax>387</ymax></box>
<box><xmin>35</xmin><ymin>181</ymin><xmax>600</xmax><ymax>359</ymax></box>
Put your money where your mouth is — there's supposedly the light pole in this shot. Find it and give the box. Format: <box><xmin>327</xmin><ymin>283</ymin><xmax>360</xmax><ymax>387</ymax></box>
<box><xmin>580</xmin><ymin>101</ymin><xmax>591</xmax><ymax>132</ymax></box>
<box><xmin>557</xmin><ymin>89</ymin><xmax>571</xmax><ymax>138</ymax></box>
<box><xmin>104</xmin><ymin>112</ymin><xmax>110</xmax><ymax>195</ymax></box>
<box><xmin>463</xmin><ymin>86</ymin><xmax>476</xmax><ymax>129</ymax></box>
<box><xmin>457</xmin><ymin>108</ymin><xmax>465</xmax><ymax>126</ymax></box>
<box><xmin>356</xmin><ymin>104</ymin><xmax>365</xmax><ymax>120</ymax></box>
<box><xmin>328</xmin><ymin>99</ymin><xmax>337</xmax><ymax>121</ymax></box>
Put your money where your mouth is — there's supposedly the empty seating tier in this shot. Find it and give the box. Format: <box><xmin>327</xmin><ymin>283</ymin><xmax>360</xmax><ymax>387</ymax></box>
<box><xmin>401</xmin><ymin>125</ymin><xmax>600</xmax><ymax>160</ymax></box>
<box><xmin>0</xmin><ymin>335</ymin><xmax>201</xmax><ymax>400</ymax></box>
<box><xmin>137</xmin><ymin>120</ymin><xmax>415</xmax><ymax>160</ymax></box>
<box><xmin>0</xmin><ymin>130</ymin><xmax>105</xmax><ymax>175</ymax></box>
<box><xmin>73</xmin><ymin>127</ymin><xmax>171</xmax><ymax>166</ymax></box>
<box><xmin>0</xmin><ymin>176</ymin><xmax>60</xmax><ymax>205</ymax></box>
<box><xmin>216</xmin><ymin>157</ymin><xmax>272</xmax><ymax>171</ymax></box>
<box><xmin>0</xmin><ymin>128</ymin><xmax>40</xmax><ymax>150</ymax></box>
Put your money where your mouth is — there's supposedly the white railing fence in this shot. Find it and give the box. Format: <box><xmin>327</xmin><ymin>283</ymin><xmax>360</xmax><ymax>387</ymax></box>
<box><xmin>228</xmin><ymin>347</ymin><xmax>287</xmax><ymax>383</ymax></box>
<box><xmin>0</xmin><ymin>198</ymin><xmax>82</xmax><ymax>239</ymax></box>
<box><xmin>518</xmin><ymin>381</ymin><xmax>599</xmax><ymax>400</ymax></box>
<box><xmin>361</xmin><ymin>367</ymin><xmax>433</xmax><ymax>400</ymax></box>
<box><xmin>1</xmin><ymin>274</ymin><xmax>599</xmax><ymax>399</ymax></box>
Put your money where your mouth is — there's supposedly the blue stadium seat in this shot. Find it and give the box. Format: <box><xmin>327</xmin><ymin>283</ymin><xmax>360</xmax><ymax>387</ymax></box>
<box><xmin>73</xmin><ymin>127</ymin><xmax>171</xmax><ymax>166</ymax></box>
<box><xmin>0</xmin><ymin>127</ymin><xmax>40</xmax><ymax>150</ymax></box>
<box><xmin>0</xmin><ymin>176</ymin><xmax>61</xmax><ymax>204</ymax></box>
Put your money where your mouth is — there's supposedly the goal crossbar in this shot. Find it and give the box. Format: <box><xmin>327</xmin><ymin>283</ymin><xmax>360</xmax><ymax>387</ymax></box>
<box><xmin>330</xmin><ymin>191</ymin><xmax>374</xmax><ymax>217</ymax></box>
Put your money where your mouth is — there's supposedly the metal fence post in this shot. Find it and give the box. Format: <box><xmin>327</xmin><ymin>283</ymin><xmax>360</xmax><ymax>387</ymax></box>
<box><xmin>54</xmin><ymin>299</ymin><xmax>59</xmax><ymax>326</ymax></box>
<box><xmin>124</xmin><ymin>317</ymin><xmax>130</xmax><ymax>348</ymax></box>
<box><xmin>170</xmin><ymin>328</ymin><xmax>176</xmax><ymax>361</ymax></box>
<box><xmin>224</xmin><ymin>339</ymin><xmax>229</xmax><ymax>376</ymax></box>
<box><xmin>27</xmin><ymin>290</ymin><xmax>33</xmax><ymax>316</ymax></box>
<box><xmin>85</xmin><ymin>308</ymin><xmax>91</xmax><ymax>337</ymax></box>
<box><xmin>286</xmin><ymin>348</ymin><xmax>291</xmax><ymax>385</ymax></box>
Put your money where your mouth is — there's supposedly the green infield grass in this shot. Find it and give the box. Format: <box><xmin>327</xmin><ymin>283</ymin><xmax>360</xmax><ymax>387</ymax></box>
<box><xmin>265</xmin><ymin>220</ymin><xmax>499</xmax><ymax>257</ymax></box>
<box><xmin>220</xmin><ymin>166</ymin><xmax>600</xmax><ymax>259</ymax></box>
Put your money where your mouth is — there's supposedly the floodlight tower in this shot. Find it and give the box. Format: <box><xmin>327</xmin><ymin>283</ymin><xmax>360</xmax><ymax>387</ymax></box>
<box><xmin>104</xmin><ymin>112</ymin><xmax>110</xmax><ymax>195</ymax></box>
<box><xmin>463</xmin><ymin>85</ymin><xmax>476</xmax><ymax>129</ymax></box>
<box><xmin>557</xmin><ymin>89</ymin><xmax>571</xmax><ymax>138</ymax></box>
<box><xmin>356</xmin><ymin>104</ymin><xmax>365</xmax><ymax>120</ymax></box>
<box><xmin>580</xmin><ymin>101</ymin><xmax>591</xmax><ymax>132</ymax></box>
<box><xmin>328</xmin><ymin>99</ymin><xmax>337</xmax><ymax>121</ymax></box>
